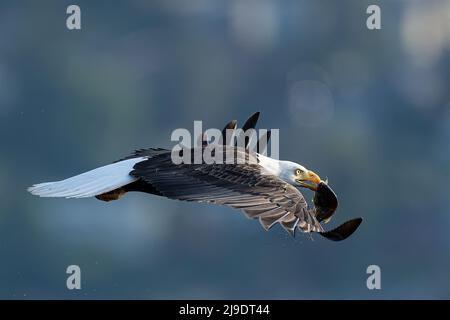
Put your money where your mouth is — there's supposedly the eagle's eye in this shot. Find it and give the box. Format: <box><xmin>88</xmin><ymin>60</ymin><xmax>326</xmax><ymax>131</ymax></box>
<box><xmin>295</xmin><ymin>169</ymin><xmax>303</xmax><ymax>175</ymax></box>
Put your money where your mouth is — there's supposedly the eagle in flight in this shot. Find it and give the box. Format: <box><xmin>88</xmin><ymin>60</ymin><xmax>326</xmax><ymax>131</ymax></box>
<box><xmin>28</xmin><ymin>112</ymin><xmax>362</xmax><ymax>241</ymax></box>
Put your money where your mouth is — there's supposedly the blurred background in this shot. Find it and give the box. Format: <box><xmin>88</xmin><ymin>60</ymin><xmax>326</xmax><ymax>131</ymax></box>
<box><xmin>1</xmin><ymin>0</ymin><xmax>450</xmax><ymax>299</ymax></box>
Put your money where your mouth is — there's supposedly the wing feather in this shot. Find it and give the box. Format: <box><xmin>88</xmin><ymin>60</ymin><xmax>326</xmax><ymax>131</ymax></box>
<box><xmin>131</xmin><ymin>147</ymin><xmax>322</xmax><ymax>235</ymax></box>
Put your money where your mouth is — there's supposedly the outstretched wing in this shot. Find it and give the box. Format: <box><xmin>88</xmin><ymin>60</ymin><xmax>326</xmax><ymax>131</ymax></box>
<box><xmin>130</xmin><ymin>147</ymin><xmax>323</xmax><ymax>236</ymax></box>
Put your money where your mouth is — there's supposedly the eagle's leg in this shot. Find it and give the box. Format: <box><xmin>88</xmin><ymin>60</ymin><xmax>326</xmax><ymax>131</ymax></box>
<box><xmin>95</xmin><ymin>188</ymin><xmax>126</xmax><ymax>202</ymax></box>
<box><xmin>95</xmin><ymin>179</ymin><xmax>163</xmax><ymax>202</ymax></box>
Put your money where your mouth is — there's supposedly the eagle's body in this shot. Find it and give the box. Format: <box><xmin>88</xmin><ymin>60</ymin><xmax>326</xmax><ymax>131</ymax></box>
<box><xmin>28</xmin><ymin>146</ymin><xmax>323</xmax><ymax>235</ymax></box>
<box><xmin>28</xmin><ymin>112</ymin><xmax>362</xmax><ymax>240</ymax></box>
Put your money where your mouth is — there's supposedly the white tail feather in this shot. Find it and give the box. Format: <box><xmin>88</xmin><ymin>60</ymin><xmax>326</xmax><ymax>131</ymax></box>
<box><xmin>27</xmin><ymin>157</ymin><xmax>147</xmax><ymax>198</ymax></box>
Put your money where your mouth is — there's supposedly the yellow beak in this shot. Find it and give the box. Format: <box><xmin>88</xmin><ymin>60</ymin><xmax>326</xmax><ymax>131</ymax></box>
<box><xmin>297</xmin><ymin>170</ymin><xmax>321</xmax><ymax>191</ymax></box>
<box><xmin>306</xmin><ymin>170</ymin><xmax>321</xmax><ymax>185</ymax></box>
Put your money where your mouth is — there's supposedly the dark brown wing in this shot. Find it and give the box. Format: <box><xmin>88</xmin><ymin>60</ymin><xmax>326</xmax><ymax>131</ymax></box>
<box><xmin>130</xmin><ymin>147</ymin><xmax>322</xmax><ymax>236</ymax></box>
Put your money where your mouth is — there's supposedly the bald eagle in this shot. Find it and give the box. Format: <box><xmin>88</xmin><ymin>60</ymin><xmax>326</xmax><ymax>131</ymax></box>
<box><xmin>28</xmin><ymin>112</ymin><xmax>361</xmax><ymax>240</ymax></box>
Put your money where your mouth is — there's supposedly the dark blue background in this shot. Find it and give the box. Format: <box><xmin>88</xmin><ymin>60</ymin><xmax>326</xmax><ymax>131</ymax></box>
<box><xmin>1</xmin><ymin>0</ymin><xmax>449</xmax><ymax>299</ymax></box>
